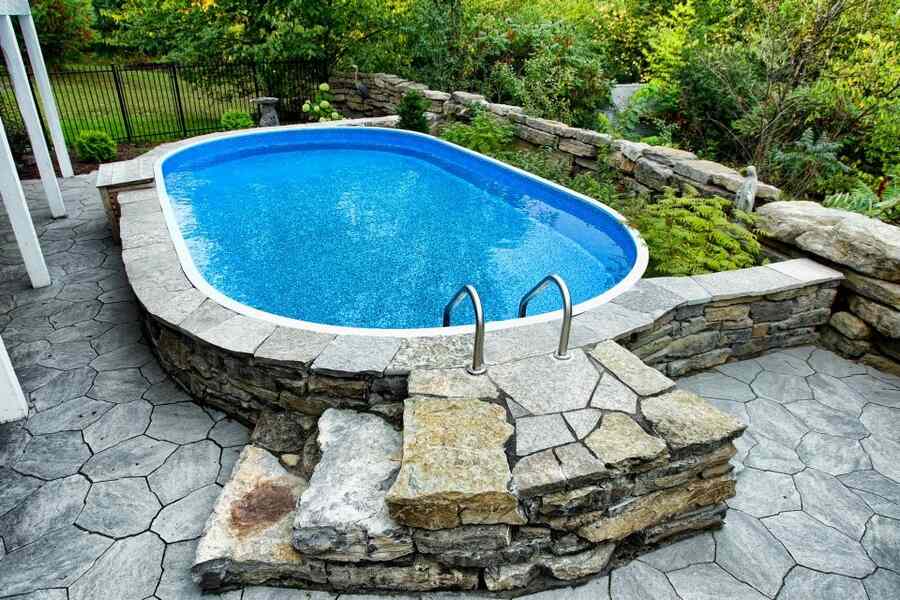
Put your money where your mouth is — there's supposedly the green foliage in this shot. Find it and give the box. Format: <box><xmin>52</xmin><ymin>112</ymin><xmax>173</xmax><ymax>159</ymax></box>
<box><xmin>73</xmin><ymin>130</ymin><xmax>117</xmax><ymax>162</ymax></box>
<box><xmin>106</xmin><ymin>0</ymin><xmax>402</xmax><ymax>68</ymax></box>
<box><xmin>626</xmin><ymin>188</ymin><xmax>763</xmax><ymax>277</ymax></box>
<box><xmin>440</xmin><ymin>109</ymin><xmax>514</xmax><ymax>155</ymax></box>
<box><xmin>387</xmin><ymin>3</ymin><xmax>612</xmax><ymax>126</ymax></box>
<box><xmin>495</xmin><ymin>144</ymin><xmax>762</xmax><ymax>276</ymax></box>
<box><xmin>825</xmin><ymin>167</ymin><xmax>900</xmax><ymax>224</ymax></box>
<box><xmin>31</xmin><ymin>0</ymin><xmax>95</xmax><ymax>63</ymax></box>
<box><xmin>220</xmin><ymin>110</ymin><xmax>254</xmax><ymax>131</ymax></box>
<box><xmin>396</xmin><ymin>91</ymin><xmax>430</xmax><ymax>133</ymax></box>
<box><xmin>628</xmin><ymin>0</ymin><xmax>900</xmax><ymax>203</ymax></box>
<box><xmin>770</xmin><ymin>129</ymin><xmax>850</xmax><ymax>199</ymax></box>
<box><xmin>302</xmin><ymin>83</ymin><xmax>343</xmax><ymax>122</ymax></box>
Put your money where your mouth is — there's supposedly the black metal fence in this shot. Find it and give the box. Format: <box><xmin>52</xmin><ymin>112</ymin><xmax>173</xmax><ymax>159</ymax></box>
<box><xmin>0</xmin><ymin>60</ymin><xmax>328</xmax><ymax>145</ymax></box>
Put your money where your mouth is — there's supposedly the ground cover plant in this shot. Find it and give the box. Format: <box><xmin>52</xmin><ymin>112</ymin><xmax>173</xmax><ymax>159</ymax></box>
<box><xmin>220</xmin><ymin>110</ymin><xmax>254</xmax><ymax>131</ymax></box>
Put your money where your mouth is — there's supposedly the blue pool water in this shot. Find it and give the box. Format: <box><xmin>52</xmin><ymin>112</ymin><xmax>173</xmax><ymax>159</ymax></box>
<box><xmin>160</xmin><ymin>128</ymin><xmax>641</xmax><ymax>329</ymax></box>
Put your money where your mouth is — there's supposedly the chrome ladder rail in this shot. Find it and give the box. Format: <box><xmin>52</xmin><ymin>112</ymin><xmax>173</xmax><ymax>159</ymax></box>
<box><xmin>518</xmin><ymin>273</ymin><xmax>572</xmax><ymax>360</ymax></box>
<box><xmin>443</xmin><ymin>284</ymin><xmax>487</xmax><ymax>375</ymax></box>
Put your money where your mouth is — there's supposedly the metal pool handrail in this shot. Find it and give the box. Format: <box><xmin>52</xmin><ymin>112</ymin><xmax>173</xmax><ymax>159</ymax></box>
<box><xmin>518</xmin><ymin>274</ymin><xmax>572</xmax><ymax>360</ymax></box>
<box><xmin>443</xmin><ymin>284</ymin><xmax>487</xmax><ymax>375</ymax></box>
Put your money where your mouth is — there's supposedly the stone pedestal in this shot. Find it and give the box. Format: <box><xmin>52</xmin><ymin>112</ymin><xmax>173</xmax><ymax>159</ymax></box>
<box><xmin>252</xmin><ymin>97</ymin><xmax>280</xmax><ymax>127</ymax></box>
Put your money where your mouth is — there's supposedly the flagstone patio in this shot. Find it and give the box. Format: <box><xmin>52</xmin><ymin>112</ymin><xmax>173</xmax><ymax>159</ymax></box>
<box><xmin>0</xmin><ymin>175</ymin><xmax>898</xmax><ymax>599</ymax></box>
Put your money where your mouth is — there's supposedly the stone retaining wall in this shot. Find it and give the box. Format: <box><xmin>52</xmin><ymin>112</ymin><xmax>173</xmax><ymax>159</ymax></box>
<box><xmin>617</xmin><ymin>267</ymin><xmax>840</xmax><ymax>377</ymax></box>
<box><xmin>758</xmin><ymin>201</ymin><xmax>900</xmax><ymax>375</ymax></box>
<box><xmin>101</xmin><ymin>122</ymin><xmax>839</xmax><ymax>430</ymax></box>
<box><xmin>328</xmin><ymin>72</ymin><xmax>782</xmax><ymax>202</ymax></box>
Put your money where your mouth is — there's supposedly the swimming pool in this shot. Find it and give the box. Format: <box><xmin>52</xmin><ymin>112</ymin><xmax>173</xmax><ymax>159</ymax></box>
<box><xmin>157</xmin><ymin>126</ymin><xmax>646</xmax><ymax>333</ymax></box>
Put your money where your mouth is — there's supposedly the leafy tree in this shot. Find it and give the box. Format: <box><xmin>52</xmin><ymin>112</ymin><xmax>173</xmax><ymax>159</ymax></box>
<box><xmin>106</xmin><ymin>0</ymin><xmax>402</xmax><ymax>69</ymax></box>
<box><xmin>770</xmin><ymin>128</ymin><xmax>850</xmax><ymax>198</ymax></box>
<box><xmin>30</xmin><ymin>0</ymin><xmax>95</xmax><ymax>63</ymax></box>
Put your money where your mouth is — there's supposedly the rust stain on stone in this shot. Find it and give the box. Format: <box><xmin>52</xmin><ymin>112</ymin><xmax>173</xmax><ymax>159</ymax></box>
<box><xmin>229</xmin><ymin>480</ymin><xmax>295</xmax><ymax>537</ymax></box>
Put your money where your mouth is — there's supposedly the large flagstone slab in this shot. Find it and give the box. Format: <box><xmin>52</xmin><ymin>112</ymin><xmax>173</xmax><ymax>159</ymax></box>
<box><xmin>292</xmin><ymin>409</ymin><xmax>412</xmax><ymax>562</ymax></box>
<box><xmin>386</xmin><ymin>397</ymin><xmax>521</xmax><ymax>529</ymax></box>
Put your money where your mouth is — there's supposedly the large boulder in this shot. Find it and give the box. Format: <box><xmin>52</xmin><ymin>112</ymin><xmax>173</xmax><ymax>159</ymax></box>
<box><xmin>759</xmin><ymin>201</ymin><xmax>900</xmax><ymax>282</ymax></box>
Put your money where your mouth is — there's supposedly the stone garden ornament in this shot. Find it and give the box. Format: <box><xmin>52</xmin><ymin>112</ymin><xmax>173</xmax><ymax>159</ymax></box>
<box><xmin>736</xmin><ymin>165</ymin><xmax>758</xmax><ymax>212</ymax></box>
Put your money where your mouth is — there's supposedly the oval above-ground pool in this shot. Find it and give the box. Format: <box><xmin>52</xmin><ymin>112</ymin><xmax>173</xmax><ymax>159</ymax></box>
<box><xmin>156</xmin><ymin>126</ymin><xmax>647</xmax><ymax>334</ymax></box>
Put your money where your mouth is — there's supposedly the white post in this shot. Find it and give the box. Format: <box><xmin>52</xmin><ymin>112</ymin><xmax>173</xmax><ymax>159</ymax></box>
<box><xmin>0</xmin><ymin>14</ymin><xmax>66</xmax><ymax>218</ymax></box>
<box><xmin>18</xmin><ymin>13</ymin><xmax>73</xmax><ymax>177</ymax></box>
<box><xmin>0</xmin><ymin>333</ymin><xmax>28</xmax><ymax>423</ymax></box>
<box><xmin>0</xmin><ymin>115</ymin><xmax>50</xmax><ymax>288</ymax></box>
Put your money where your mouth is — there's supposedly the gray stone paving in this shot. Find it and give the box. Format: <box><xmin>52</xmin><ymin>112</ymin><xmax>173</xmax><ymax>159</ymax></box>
<box><xmin>0</xmin><ymin>174</ymin><xmax>898</xmax><ymax>599</ymax></box>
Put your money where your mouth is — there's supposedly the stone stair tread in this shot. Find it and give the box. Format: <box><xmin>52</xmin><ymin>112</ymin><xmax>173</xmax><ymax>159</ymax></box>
<box><xmin>385</xmin><ymin>397</ymin><xmax>523</xmax><ymax>529</ymax></box>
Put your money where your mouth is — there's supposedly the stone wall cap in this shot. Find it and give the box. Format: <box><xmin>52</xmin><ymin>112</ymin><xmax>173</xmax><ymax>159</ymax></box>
<box><xmin>611</xmin><ymin>280</ymin><xmax>685</xmax><ymax>318</ymax></box>
<box><xmin>643</xmin><ymin>146</ymin><xmax>698</xmax><ymax>166</ymax></box>
<box><xmin>767</xmin><ymin>259</ymin><xmax>843</xmax><ymax>286</ymax></box>
<box><xmin>642</xmin><ymin>389</ymin><xmax>746</xmax><ymax>452</ymax></box>
<box><xmin>96</xmin><ymin>158</ymin><xmax>155</xmax><ymax>189</ymax></box>
<box><xmin>312</xmin><ymin>335</ymin><xmax>403</xmax><ymax>376</ymax></box>
<box><xmin>645</xmin><ymin>276</ymin><xmax>712</xmax><ymax>306</ymax></box>
<box><xmin>254</xmin><ymin>326</ymin><xmax>334</xmax><ymax>367</ymax></box>
<box><xmin>588</xmin><ymin>340</ymin><xmax>675</xmax><ymax>397</ymax></box>
<box><xmin>691</xmin><ymin>265</ymin><xmax>804</xmax><ymax>302</ymax></box>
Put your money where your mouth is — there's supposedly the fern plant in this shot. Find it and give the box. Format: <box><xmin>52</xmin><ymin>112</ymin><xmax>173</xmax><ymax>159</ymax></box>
<box><xmin>824</xmin><ymin>166</ymin><xmax>900</xmax><ymax>224</ymax></box>
<box><xmin>628</xmin><ymin>188</ymin><xmax>763</xmax><ymax>276</ymax></box>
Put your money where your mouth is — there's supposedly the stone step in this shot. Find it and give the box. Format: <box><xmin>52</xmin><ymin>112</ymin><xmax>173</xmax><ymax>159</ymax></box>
<box><xmin>291</xmin><ymin>408</ymin><xmax>412</xmax><ymax>562</ymax></box>
<box><xmin>193</xmin><ymin>341</ymin><xmax>747</xmax><ymax>594</ymax></box>
<box><xmin>192</xmin><ymin>444</ymin><xmax>478</xmax><ymax>593</ymax></box>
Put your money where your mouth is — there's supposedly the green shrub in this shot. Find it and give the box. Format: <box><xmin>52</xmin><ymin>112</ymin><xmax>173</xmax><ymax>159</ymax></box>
<box><xmin>770</xmin><ymin>129</ymin><xmax>850</xmax><ymax>199</ymax></box>
<box><xmin>73</xmin><ymin>130</ymin><xmax>117</xmax><ymax>163</ymax></box>
<box><xmin>396</xmin><ymin>90</ymin><xmax>430</xmax><ymax>133</ymax></box>
<box><xmin>302</xmin><ymin>83</ymin><xmax>343</xmax><ymax>123</ymax></box>
<box><xmin>440</xmin><ymin>109</ymin><xmax>514</xmax><ymax>155</ymax></box>
<box><xmin>626</xmin><ymin>188</ymin><xmax>763</xmax><ymax>277</ymax></box>
<box><xmin>220</xmin><ymin>110</ymin><xmax>254</xmax><ymax>131</ymax></box>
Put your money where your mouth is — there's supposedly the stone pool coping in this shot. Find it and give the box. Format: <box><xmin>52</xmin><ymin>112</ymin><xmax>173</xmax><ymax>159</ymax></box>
<box><xmin>148</xmin><ymin>124</ymin><xmax>649</xmax><ymax>337</ymax></box>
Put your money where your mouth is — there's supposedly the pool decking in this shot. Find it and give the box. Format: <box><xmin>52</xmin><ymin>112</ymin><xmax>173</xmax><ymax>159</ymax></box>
<box><xmin>0</xmin><ymin>175</ymin><xmax>898</xmax><ymax>599</ymax></box>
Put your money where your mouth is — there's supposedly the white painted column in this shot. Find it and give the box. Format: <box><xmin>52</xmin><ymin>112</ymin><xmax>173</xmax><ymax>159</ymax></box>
<box><xmin>0</xmin><ymin>115</ymin><xmax>50</xmax><ymax>288</ymax></box>
<box><xmin>18</xmin><ymin>13</ymin><xmax>73</xmax><ymax>177</ymax></box>
<box><xmin>0</xmin><ymin>333</ymin><xmax>28</xmax><ymax>423</ymax></box>
<box><xmin>0</xmin><ymin>14</ymin><xmax>66</xmax><ymax>218</ymax></box>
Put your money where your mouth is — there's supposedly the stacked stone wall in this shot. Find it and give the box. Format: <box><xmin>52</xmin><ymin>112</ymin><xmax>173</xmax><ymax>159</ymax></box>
<box><xmin>619</xmin><ymin>279</ymin><xmax>838</xmax><ymax>377</ymax></box>
<box><xmin>328</xmin><ymin>72</ymin><xmax>782</xmax><ymax>202</ymax></box>
<box><xmin>758</xmin><ymin>201</ymin><xmax>900</xmax><ymax>374</ymax></box>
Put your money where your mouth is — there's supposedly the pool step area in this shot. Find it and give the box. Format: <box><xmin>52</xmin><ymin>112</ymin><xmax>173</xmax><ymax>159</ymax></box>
<box><xmin>193</xmin><ymin>341</ymin><xmax>745</xmax><ymax>594</ymax></box>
